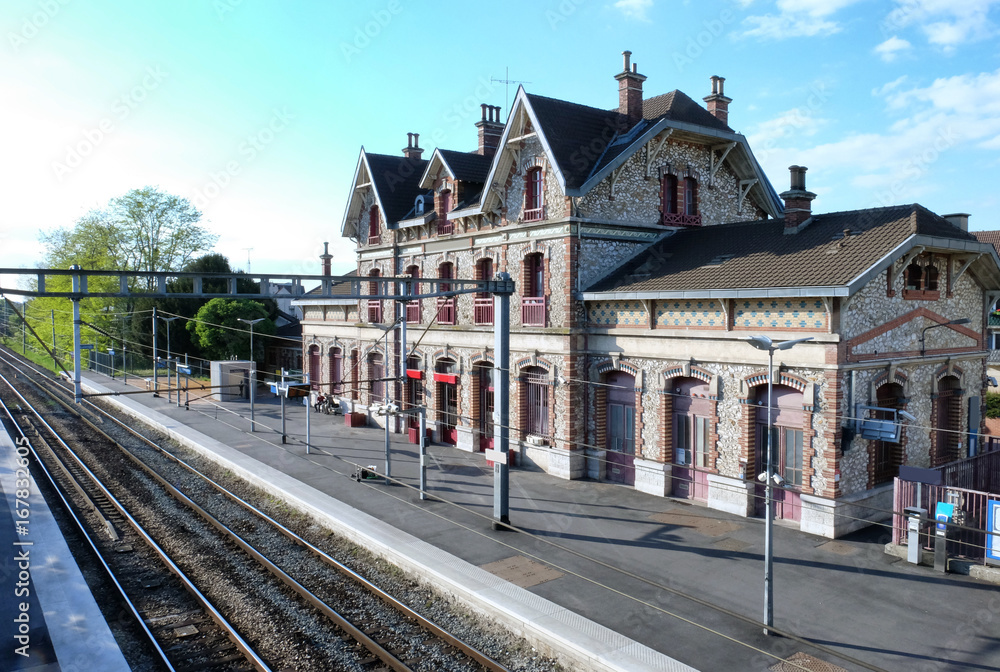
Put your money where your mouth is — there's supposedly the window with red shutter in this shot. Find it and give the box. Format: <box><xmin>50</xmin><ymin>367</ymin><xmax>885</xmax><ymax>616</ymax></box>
<box><xmin>524</xmin><ymin>168</ymin><xmax>543</xmax><ymax>221</ymax></box>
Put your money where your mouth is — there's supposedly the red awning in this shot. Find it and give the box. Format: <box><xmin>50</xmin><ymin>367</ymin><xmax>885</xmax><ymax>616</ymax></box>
<box><xmin>433</xmin><ymin>372</ymin><xmax>458</xmax><ymax>384</ymax></box>
<box><xmin>406</xmin><ymin>369</ymin><xmax>423</xmax><ymax>379</ymax></box>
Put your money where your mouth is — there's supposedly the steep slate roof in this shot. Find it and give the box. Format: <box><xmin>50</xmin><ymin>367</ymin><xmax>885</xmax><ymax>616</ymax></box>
<box><xmin>438</xmin><ymin>150</ymin><xmax>491</xmax><ymax>184</ymax></box>
<box><xmin>585</xmin><ymin>205</ymin><xmax>979</xmax><ymax>296</ymax></box>
<box><xmin>364</xmin><ymin>153</ymin><xmax>428</xmax><ymax>225</ymax></box>
<box><xmin>526</xmin><ymin>92</ymin><xmax>624</xmax><ymax>190</ymax></box>
<box><xmin>642</xmin><ymin>90</ymin><xmax>731</xmax><ymax>131</ymax></box>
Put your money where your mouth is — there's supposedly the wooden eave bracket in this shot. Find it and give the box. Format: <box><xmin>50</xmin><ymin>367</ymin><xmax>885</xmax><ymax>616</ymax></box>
<box><xmin>645</xmin><ymin>130</ymin><xmax>673</xmax><ymax>178</ymax></box>
<box><xmin>951</xmin><ymin>254</ymin><xmax>980</xmax><ymax>289</ymax></box>
<box><xmin>709</xmin><ymin>142</ymin><xmax>737</xmax><ymax>185</ymax></box>
<box><xmin>609</xmin><ymin>165</ymin><xmax>624</xmax><ymax>200</ymax></box>
<box><xmin>890</xmin><ymin>246</ymin><xmax>925</xmax><ymax>287</ymax></box>
<box><xmin>738</xmin><ymin>179</ymin><xmax>758</xmax><ymax>210</ymax></box>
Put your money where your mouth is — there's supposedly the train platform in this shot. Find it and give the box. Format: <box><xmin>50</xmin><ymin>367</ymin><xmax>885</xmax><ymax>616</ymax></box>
<box><xmin>0</xmin><ymin>418</ymin><xmax>131</xmax><ymax>671</ymax></box>
<box><xmin>79</xmin><ymin>372</ymin><xmax>1000</xmax><ymax>672</ymax></box>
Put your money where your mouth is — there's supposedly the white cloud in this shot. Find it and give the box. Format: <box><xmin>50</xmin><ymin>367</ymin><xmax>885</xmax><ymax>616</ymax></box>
<box><xmin>756</xmin><ymin>68</ymin><xmax>1000</xmax><ymax>209</ymax></box>
<box><xmin>883</xmin><ymin>0</ymin><xmax>1000</xmax><ymax>50</ymax></box>
<box><xmin>739</xmin><ymin>0</ymin><xmax>864</xmax><ymax>40</ymax></box>
<box><xmin>613</xmin><ymin>0</ymin><xmax>653</xmax><ymax>21</ymax></box>
<box><xmin>874</xmin><ymin>36</ymin><xmax>912</xmax><ymax>62</ymax></box>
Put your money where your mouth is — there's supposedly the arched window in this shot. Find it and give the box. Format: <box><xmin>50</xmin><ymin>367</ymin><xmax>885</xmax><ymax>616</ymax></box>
<box><xmin>522</xmin><ymin>254</ymin><xmax>545</xmax><ymax>326</ymax></box>
<box><xmin>437</xmin><ymin>190</ymin><xmax>454</xmax><ymax>234</ymax></box>
<box><xmin>368</xmin><ymin>205</ymin><xmax>380</xmax><ymax>245</ymax></box>
<box><xmin>522</xmin><ymin>366</ymin><xmax>549</xmax><ymax>437</ymax></box>
<box><xmin>437</xmin><ymin>262</ymin><xmax>455</xmax><ymax>324</ymax></box>
<box><xmin>368</xmin><ymin>351</ymin><xmax>384</xmax><ymax>402</ymax></box>
<box><xmin>683</xmin><ymin>177</ymin><xmax>698</xmax><ymax>216</ymax></box>
<box><xmin>405</xmin><ymin>265</ymin><xmax>421</xmax><ymax>324</ymax></box>
<box><xmin>329</xmin><ymin>347</ymin><xmax>342</xmax><ymax>395</ymax></box>
<box><xmin>905</xmin><ymin>262</ymin><xmax>923</xmax><ymax>290</ymax></box>
<box><xmin>367</xmin><ymin>268</ymin><xmax>382</xmax><ymax>323</ymax></box>
<box><xmin>662</xmin><ymin>174</ymin><xmax>678</xmax><ymax>217</ymax></box>
<box><xmin>308</xmin><ymin>345</ymin><xmax>320</xmax><ymax>391</ymax></box>
<box><xmin>524</xmin><ymin>167</ymin><xmax>543</xmax><ymax>221</ymax></box>
<box><xmin>474</xmin><ymin>258</ymin><xmax>494</xmax><ymax>325</ymax></box>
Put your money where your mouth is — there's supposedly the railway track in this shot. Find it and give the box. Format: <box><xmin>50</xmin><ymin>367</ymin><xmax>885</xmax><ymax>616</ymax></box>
<box><xmin>0</xmin><ymin>348</ymin><xmax>518</xmax><ymax>672</ymax></box>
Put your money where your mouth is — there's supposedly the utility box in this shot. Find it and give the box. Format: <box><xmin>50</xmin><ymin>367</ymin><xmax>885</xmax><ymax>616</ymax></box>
<box><xmin>904</xmin><ymin>506</ymin><xmax>926</xmax><ymax>564</ymax></box>
<box><xmin>210</xmin><ymin>361</ymin><xmax>253</xmax><ymax>401</ymax></box>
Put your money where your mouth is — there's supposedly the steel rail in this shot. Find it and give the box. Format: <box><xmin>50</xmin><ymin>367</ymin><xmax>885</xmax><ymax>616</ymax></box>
<box><xmin>0</xmin><ymin>391</ymin><xmax>176</xmax><ymax>672</ymax></box>
<box><xmin>1</xmin><ymin>350</ymin><xmax>507</xmax><ymax>672</ymax></box>
<box><xmin>0</xmin><ymin>370</ymin><xmax>273</xmax><ymax>672</ymax></box>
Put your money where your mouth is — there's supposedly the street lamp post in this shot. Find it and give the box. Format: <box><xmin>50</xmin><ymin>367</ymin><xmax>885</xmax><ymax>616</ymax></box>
<box><xmin>745</xmin><ymin>334</ymin><xmax>813</xmax><ymax>636</ymax></box>
<box><xmin>238</xmin><ymin>317</ymin><xmax>265</xmax><ymax>432</ymax></box>
<box><xmin>920</xmin><ymin>318</ymin><xmax>971</xmax><ymax>355</ymax></box>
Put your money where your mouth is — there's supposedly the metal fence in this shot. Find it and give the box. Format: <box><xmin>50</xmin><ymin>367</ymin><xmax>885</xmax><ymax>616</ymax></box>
<box><xmin>892</xmin><ymin>478</ymin><xmax>993</xmax><ymax>562</ymax></box>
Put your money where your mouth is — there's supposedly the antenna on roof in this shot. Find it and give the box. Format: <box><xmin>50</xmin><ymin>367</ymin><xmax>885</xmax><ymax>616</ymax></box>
<box><xmin>491</xmin><ymin>67</ymin><xmax>531</xmax><ymax>120</ymax></box>
<box><xmin>243</xmin><ymin>247</ymin><xmax>253</xmax><ymax>274</ymax></box>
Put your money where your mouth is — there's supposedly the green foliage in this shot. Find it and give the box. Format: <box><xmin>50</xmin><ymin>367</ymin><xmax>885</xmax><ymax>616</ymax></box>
<box><xmin>33</xmin><ymin>186</ymin><xmax>218</xmax><ymax>358</ymax></box>
<box><xmin>986</xmin><ymin>391</ymin><xmax>1000</xmax><ymax>419</ymax></box>
<box><xmin>187</xmin><ymin>299</ymin><xmax>275</xmax><ymax>363</ymax></box>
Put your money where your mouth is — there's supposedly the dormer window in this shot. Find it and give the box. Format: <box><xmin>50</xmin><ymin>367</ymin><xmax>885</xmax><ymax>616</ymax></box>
<box><xmin>414</xmin><ymin>195</ymin><xmax>426</xmax><ymax>216</ymax></box>
<box><xmin>368</xmin><ymin>205</ymin><xmax>380</xmax><ymax>245</ymax></box>
<box><xmin>524</xmin><ymin>168</ymin><xmax>543</xmax><ymax>222</ymax></box>
<box><xmin>662</xmin><ymin>175</ymin><xmax>701</xmax><ymax>226</ymax></box>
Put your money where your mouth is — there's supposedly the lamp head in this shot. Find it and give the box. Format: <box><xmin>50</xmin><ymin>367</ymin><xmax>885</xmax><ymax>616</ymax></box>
<box><xmin>746</xmin><ymin>335</ymin><xmax>774</xmax><ymax>351</ymax></box>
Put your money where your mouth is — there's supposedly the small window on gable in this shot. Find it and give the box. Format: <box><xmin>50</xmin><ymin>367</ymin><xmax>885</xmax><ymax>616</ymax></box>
<box><xmin>524</xmin><ymin>167</ymin><xmax>543</xmax><ymax>221</ymax></box>
<box><xmin>905</xmin><ymin>261</ymin><xmax>922</xmax><ymax>290</ymax></box>
<box><xmin>903</xmin><ymin>257</ymin><xmax>940</xmax><ymax>300</ymax></box>
<box><xmin>414</xmin><ymin>195</ymin><xmax>425</xmax><ymax>216</ymax></box>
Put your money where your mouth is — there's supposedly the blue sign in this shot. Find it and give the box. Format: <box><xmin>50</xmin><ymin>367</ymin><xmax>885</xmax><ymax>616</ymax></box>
<box><xmin>987</xmin><ymin>500</ymin><xmax>1000</xmax><ymax>565</ymax></box>
<box><xmin>177</xmin><ymin>366</ymin><xmax>191</xmax><ymax>375</ymax></box>
<box><xmin>935</xmin><ymin>502</ymin><xmax>955</xmax><ymax>532</ymax></box>
<box><xmin>156</xmin><ymin>361</ymin><xmax>168</xmax><ymax>369</ymax></box>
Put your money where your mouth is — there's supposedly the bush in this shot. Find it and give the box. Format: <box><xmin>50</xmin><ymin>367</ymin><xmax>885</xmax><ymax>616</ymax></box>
<box><xmin>986</xmin><ymin>391</ymin><xmax>1000</xmax><ymax>419</ymax></box>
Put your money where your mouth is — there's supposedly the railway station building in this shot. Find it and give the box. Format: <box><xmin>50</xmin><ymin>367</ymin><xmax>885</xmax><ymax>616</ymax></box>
<box><xmin>295</xmin><ymin>52</ymin><xmax>1000</xmax><ymax>538</ymax></box>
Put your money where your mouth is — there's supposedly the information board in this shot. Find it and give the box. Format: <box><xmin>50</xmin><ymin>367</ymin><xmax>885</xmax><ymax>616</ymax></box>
<box><xmin>987</xmin><ymin>499</ymin><xmax>1000</xmax><ymax>566</ymax></box>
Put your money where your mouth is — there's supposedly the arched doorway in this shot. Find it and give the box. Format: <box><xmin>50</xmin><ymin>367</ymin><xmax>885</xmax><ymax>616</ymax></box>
<box><xmin>672</xmin><ymin>377</ymin><xmax>712</xmax><ymax>501</ymax></box>
<box><xmin>435</xmin><ymin>358</ymin><xmax>458</xmax><ymax>444</ymax></box>
<box><xmin>474</xmin><ymin>361</ymin><xmax>494</xmax><ymax>451</ymax></box>
<box><xmin>872</xmin><ymin>383</ymin><xmax>905</xmax><ymax>486</ymax></box>
<box><xmin>933</xmin><ymin>375</ymin><xmax>962</xmax><ymax>467</ymax></box>
<box><xmin>754</xmin><ymin>384</ymin><xmax>805</xmax><ymax>522</ymax></box>
<box><xmin>605</xmin><ymin>371</ymin><xmax>636</xmax><ymax>485</ymax></box>
<box><xmin>308</xmin><ymin>345</ymin><xmax>320</xmax><ymax>391</ymax></box>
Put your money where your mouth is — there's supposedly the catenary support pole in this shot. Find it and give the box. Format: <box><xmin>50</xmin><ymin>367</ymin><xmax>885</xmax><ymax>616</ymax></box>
<box><xmin>305</xmin><ymin>373</ymin><xmax>311</xmax><ymax>455</ymax></box>
<box><xmin>280</xmin><ymin>368</ymin><xmax>287</xmax><ymax>444</ymax></box>
<box><xmin>493</xmin><ymin>272</ymin><xmax>511</xmax><ymax>529</ymax></box>
<box><xmin>419</xmin><ymin>406</ymin><xmax>427</xmax><ymax>500</ymax></box>
<box><xmin>151</xmin><ymin>306</ymin><xmax>158</xmax><ymax>396</ymax></box>
<box><xmin>71</xmin><ymin>266</ymin><xmax>82</xmax><ymax>404</ymax></box>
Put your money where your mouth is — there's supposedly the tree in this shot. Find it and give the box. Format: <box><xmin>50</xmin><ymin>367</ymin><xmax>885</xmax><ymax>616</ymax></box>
<box><xmin>32</xmin><ymin>187</ymin><xmax>218</xmax><ymax>359</ymax></box>
<box><xmin>188</xmin><ymin>299</ymin><xmax>275</xmax><ymax>363</ymax></box>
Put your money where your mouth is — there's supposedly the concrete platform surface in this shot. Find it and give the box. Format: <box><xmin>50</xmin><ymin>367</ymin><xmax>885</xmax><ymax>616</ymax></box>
<box><xmin>80</xmin><ymin>372</ymin><xmax>1000</xmax><ymax>672</ymax></box>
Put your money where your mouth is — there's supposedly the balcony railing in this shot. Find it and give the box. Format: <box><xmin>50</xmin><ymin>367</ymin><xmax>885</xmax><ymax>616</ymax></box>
<box><xmin>662</xmin><ymin>212</ymin><xmax>702</xmax><ymax>227</ymax></box>
<box><xmin>523</xmin><ymin>206</ymin><xmax>544</xmax><ymax>222</ymax></box>
<box><xmin>367</xmin><ymin>300</ymin><xmax>382</xmax><ymax>323</ymax></box>
<box><xmin>521</xmin><ymin>296</ymin><xmax>546</xmax><ymax>327</ymax></box>
<box><xmin>437</xmin><ymin>220</ymin><xmax>454</xmax><ymax>235</ymax></box>
<box><xmin>989</xmin><ymin>312</ymin><xmax>1000</xmax><ymax>327</ymax></box>
<box><xmin>436</xmin><ymin>298</ymin><xmax>456</xmax><ymax>325</ymax></box>
<box><xmin>406</xmin><ymin>301</ymin><xmax>421</xmax><ymax>324</ymax></box>
<box><xmin>367</xmin><ymin>234</ymin><xmax>381</xmax><ymax>245</ymax></box>
<box><xmin>473</xmin><ymin>297</ymin><xmax>494</xmax><ymax>325</ymax></box>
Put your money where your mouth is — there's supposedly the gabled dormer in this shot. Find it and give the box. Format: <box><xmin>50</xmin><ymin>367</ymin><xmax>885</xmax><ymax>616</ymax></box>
<box><xmin>340</xmin><ymin>136</ymin><xmax>428</xmax><ymax>247</ymax></box>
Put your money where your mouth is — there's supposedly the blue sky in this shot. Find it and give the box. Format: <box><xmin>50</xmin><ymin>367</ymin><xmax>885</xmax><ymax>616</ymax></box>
<box><xmin>3</xmin><ymin>0</ymin><xmax>999</xmax><ymax>284</ymax></box>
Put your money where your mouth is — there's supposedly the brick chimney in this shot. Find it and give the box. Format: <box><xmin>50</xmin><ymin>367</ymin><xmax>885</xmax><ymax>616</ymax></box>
<box><xmin>320</xmin><ymin>241</ymin><xmax>332</xmax><ymax>276</ymax></box>
<box><xmin>476</xmin><ymin>104</ymin><xmax>504</xmax><ymax>157</ymax></box>
<box><xmin>703</xmin><ymin>75</ymin><xmax>732</xmax><ymax>126</ymax></box>
<box><xmin>943</xmin><ymin>213</ymin><xmax>970</xmax><ymax>231</ymax></box>
<box><xmin>780</xmin><ymin>165</ymin><xmax>817</xmax><ymax>231</ymax></box>
<box><xmin>403</xmin><ymin>132</ymin><xmax>423</xmax><ymax>160</ymax></box>
<box><xmin>614</xmin><ymin>50</ymin><xmax>646</xmax><ymax>129</ymax></box>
